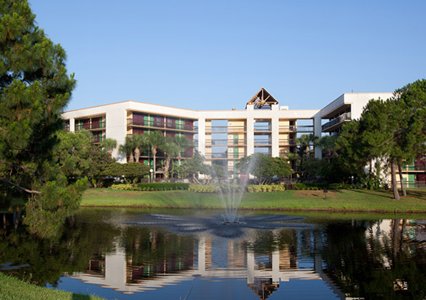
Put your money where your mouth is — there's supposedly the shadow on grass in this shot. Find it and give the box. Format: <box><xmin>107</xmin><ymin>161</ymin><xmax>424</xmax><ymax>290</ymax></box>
<box><xmin>350</xmin><ymin>189</ymin><xmax>394</xmax><ymax>200</ymax></box>
<box><xmin>406</xmin><ymin>189</ymin><xmax>426</xmax><ymax>200</ymax></box>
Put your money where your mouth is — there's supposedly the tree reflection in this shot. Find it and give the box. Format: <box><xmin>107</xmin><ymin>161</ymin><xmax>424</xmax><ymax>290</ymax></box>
<box><xmin>322</xmin><ymin>220</ymin><xmax>426</xmax><ymax>299</ymax></box>
<box><xmin>0</xmin><ymin>213</ymin><xmax>119</xmax><ymax>286</ymax></box>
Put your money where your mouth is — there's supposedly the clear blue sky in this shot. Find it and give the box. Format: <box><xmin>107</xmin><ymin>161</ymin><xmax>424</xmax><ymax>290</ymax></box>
<box><xmin>29</xmin><ymin>0</ymin><xmax>426</xmax><ymax>111</ymax></box>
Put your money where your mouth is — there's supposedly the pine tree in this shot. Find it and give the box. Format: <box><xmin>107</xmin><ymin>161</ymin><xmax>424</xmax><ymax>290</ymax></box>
<box><xmin>0</xmin><ymin>0</ymin><xmax>75</xmax><ymax>195</ymax></box>
<box><xmin>0</xmin><ymin>1</ymin><xmax>79</xmax><ymax>238</ymax></box>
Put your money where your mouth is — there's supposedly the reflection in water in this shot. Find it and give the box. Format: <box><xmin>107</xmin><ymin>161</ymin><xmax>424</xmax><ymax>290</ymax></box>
<box><xmin>0</xmin><ymin>209</ymin><xmax>425</xmax><ymax>299</ymax></box>
<box><xmin>72</xmin><ymin>228</ymin><xmax>327</xmax><ymax>299</ymax></box>
<box><xmin>322</xmin><ymin>219</ymin><xmax>426</xmax><ymax>299</ymax></box>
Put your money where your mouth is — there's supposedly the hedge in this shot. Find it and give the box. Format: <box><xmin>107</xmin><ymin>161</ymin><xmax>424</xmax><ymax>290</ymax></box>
<box><xmin>247</xmin><ymin>184</ymin><xmax>285</xmax><ymax>192</ymax></box>
<box><xmin>110</xmin><ymin>182</ymin><xmax>189</xmax><ymax>191</ymax></box>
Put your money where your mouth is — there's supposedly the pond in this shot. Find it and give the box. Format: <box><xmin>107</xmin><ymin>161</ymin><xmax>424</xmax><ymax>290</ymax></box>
<box><xmin>0</xmin><ymin>208</ymin><xmax>425</xmax><ymax>299</ymax></box>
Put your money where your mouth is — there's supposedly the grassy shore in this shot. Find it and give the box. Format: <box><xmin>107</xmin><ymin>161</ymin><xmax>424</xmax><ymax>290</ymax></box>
<box><xmin>0</xmin><ymin>272</ymin><xmax>103</xmax><ymax>300</ymax></box>
<box><xmin>81</xmin><ymin>188</ymin><xmax>426</xmax><ymax>213</ymax></box>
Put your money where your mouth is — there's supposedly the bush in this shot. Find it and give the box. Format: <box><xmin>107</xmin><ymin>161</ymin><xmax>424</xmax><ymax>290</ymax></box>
<box><xmin>287</xmin><ymin>183</ymin><xmax>321</xmax><ymax>190</ymax></box>
<box><xmin>138</xmin><ymin>183</ymin><xmax>189</xmax><ymax>191</ymax></box>
<box><xmin>111</xmin><ymin>184</ymin><xmax>134</xmax><ymax>190</ymax></box>
<box><xmin>247</xmin><ymin>184</ymin><xmax>285</xmax><ymax>192</ymax></box>
<box><xmin>110</xmin><ymin>182</ymin><xmax>189</xmax><ymax>191</ymax></box>
<box><xmin>188</xmin><ymin>184</ymin><xmax>218</xmax><ymax>193</ymax></box>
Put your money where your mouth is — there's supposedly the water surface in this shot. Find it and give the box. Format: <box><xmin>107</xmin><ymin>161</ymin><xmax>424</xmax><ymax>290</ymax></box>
<box><xmin>0</xmin><ymin>208</ymin><xmax>425</xmax><ymax>299</ymax></box>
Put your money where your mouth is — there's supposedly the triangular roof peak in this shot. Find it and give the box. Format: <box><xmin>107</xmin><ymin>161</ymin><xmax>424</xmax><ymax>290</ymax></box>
<box><xmin>246</xmin><ymin>88</ymin><xmax>279</xmax><ymax>109</ymax></box>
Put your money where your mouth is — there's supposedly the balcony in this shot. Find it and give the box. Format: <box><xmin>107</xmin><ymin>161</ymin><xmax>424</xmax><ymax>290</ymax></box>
<box><xmin>128</xmin><ymin>119</ymin><xmax>195</xmax><ymax>133</ymax></box>
<box><xmin>322</xmin><ymin>112</ymin><xmax>351</xmax><ymax>132</ymax></box>
<box><xmin>75</xmin><ymin>121</ymin><xmax>105</xmax><ymax>131</ymax></box>
<box><xmin>279</xmin><ymin>139</ymin><xmax>296</xmax><ymax>146</ymax></box>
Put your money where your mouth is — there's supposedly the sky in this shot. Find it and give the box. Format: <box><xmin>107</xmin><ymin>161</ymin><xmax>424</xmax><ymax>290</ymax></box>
<box><xmin>29</xmin><ymin>0</ymin><xmax>426</xmax><ymax>111</ymax></box>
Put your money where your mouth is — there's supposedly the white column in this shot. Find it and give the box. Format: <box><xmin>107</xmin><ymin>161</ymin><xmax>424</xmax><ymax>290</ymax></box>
<box><xmin>105</xmin><ymin>243</ymin><xmax>127</xmax><ymax>290</ymax></box>
<box><xmin>107</xmin><ymin>109</ymin><xmax>128</xmax><ymax>163</ymax></box>
<box><xmin>272</xmin><ymin>249</ymin><xmax>280</xmax><ymax>283</ymax></box>
<box><xmin>246</xmin><ymin>117</ymin><xmax>254</xmax><ymax>156</ymax></box>
<box><xmin>69</xmin><ymin>118</ymin><xmax>75</xmax><ymax>132</ymax></box>
<box><xmin>197</xmin><ymin>117</ymin><xmax>206</xmax><ymax>157</ymax></box>
<box><xmin>314</xmin><ymin>114</ymin><xmax>322</xmax><ymax>159</ymax></box>
<box><xmin>247</xmin><ymin>248</ymin><xmax>255</xmax><ymax>285</ymax></box>
<box><xmin>197</xmin><ymin>236</ymin><xmax>206</xmax><ymax>275</ymax></box>
<box><xmin>271</xmin><ymin>117</ymin><xmax>279</xmax><ymax>157</ymax></box>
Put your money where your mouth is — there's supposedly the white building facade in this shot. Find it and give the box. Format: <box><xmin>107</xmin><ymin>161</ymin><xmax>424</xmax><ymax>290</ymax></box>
<box><xmin>62</xmin><ymin>88</ymin><xmax>395</xmax><ymax>175</ymax></box>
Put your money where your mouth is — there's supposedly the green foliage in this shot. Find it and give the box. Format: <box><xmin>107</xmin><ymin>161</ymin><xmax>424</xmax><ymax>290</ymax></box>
<box><xmin>335</xmin><ymin>80</ymin><xmax>426</xmax><ymax>199</ymax></box>
<box><xmin>0</xmin><ymin>272</ymin><xmax>103</xmax><ymax>300</ymax></box>
<box><xmin>177</xmin><ymin>151</ymin><xmax>209</xmax><ymax>181</ymax></box>
<box><xmin>23</xmin><ymin>177</ymin><xmax>87</xmax><ymax>239</ymax></box>
<box><xmin>102</xmin><ymin>162</ymin><xmax>149</xmax><ymax>183</ymax></box>
<box><xmin>239</xmin><ymin>153</ymin><xmax>292</xmax><ymax>184</ymax></box>
<box><xmin>188</xmin><ymin>184</ymin><xmax>218</xmax><ymax>193</ymax></box>
<box><xmin>288</xmin><ymin>183</ymin><xmax>321</xmax><ymax>190</ymax></box>
<box><xmin>0</xmin><ymin>0</ymin><xmax>75</xmax><ymax>196</ymax></box>
<box><xmin>110</xmin><ymin>183</ymin><xmax>134</xmax><ymax>191</ymax></box>
<box><xmin>138</xmin><ymin>182</ymin><xmax>189</xmax><ymax>191</ymax></box>
<box><xmin>247</xmin><ymin>184</ymin><xmax>285</xmax><ymax>192</ymax></box>
<box><xmin>110</xmin><ymin>182</ymin><xmax>189</xmax><ymax>191</ymax></box>
<box><xmin>50</xmin><ymin>130</ymin><xmax>115</xmax><ymax>187</ymax></box>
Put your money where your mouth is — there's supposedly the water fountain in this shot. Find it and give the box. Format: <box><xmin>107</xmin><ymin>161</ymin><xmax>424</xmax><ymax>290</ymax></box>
<box><xmin>211</xmin><ymin>154</ymin><xmax>257</xmax><ymax>224</ymax></box>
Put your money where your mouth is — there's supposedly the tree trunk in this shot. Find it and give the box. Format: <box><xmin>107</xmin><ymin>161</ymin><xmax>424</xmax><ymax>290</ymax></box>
<box><xmin>152</xmin><ymin>146</ymin><xmax>157</xmax><ymax>176</ymax></box>
<box><xmin>128</xmin><ymin>152</ymin><xmax>134</xmax><ymax>163</ymax></box>
<box><xmin>164</xmin><ymin>156</ymin><xmax>170</xmax><ymax>180</ymax></box>
<box><xmin>134</xmin><ymin>147</ymin><xmax>141</xmax><ymax>163</ymax></box>
<box><xmin>390</xmin><ymin>159</ymin><xmax>400</xmax><ymax>200</ymax></box>
<box><xmin>369</xmin><ymin>160</ymin><xmax>373</xmax><ymax>176</ymax></box>
<box><xmin>397</xmin><ymin>160</ymin><xmax>407</xmax><ymax>197</ymax></box>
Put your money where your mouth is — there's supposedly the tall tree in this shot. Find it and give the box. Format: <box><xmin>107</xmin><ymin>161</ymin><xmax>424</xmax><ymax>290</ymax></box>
<box><xmin>119</xmin><ymin>136</ymin><xmax>136</xmax><ymax>163</ymax></box>
<box><xmin>0</xmin><ymin>0</ymin><xmax>76</xmax><ymax>196</ymax></box>
<box><xmin>143</xmin><ymin>131</ymin><xmax>165</xmax><ymax>176</ymax></box>
<box><xmin>394</xmin><ymin>80</ymin><xmax>426</xmax><ymax>194</ymax></box>
<box><xmin>239</xmin><ymin>153</ymin><xmax>292</xmax><ymax>184</ymax></box>
<box><xmin>161</xmin><ymin>138</ymin><xmax>179</xmax><ymax>180</ymax></box>
<box><xmin>174</xmin><ymin>135</ymin><xmax>193</xmax><ymax>166</ymax></box>
<box><xmin>0</xmin><ymin>0</ymin><xmax>86</xmax><ymax>237</ymax></box>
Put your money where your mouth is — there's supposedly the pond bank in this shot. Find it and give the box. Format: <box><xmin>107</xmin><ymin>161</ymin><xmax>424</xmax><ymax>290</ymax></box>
<box><xmin>81</xmin><ymin>189</ymin><xmax>426</xmax><ymax>213</ymax></box>
<box><xmin>0</xmin><ymin>272</ymin><xmax>103</xmax><ymax>300</ymax></box>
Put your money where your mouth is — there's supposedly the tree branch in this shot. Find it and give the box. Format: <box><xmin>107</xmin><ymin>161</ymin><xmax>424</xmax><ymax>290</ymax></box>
<box><xmin>0</xmin><ymin>179</ymin><xmax>41</xmax><ymax>194</ymax></box>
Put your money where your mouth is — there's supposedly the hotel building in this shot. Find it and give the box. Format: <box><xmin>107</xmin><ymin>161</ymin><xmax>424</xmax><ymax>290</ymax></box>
<box><xmin>62</xmin><ymin>88</ymin><xmax>425</xmax><ymax>185</ymax></box>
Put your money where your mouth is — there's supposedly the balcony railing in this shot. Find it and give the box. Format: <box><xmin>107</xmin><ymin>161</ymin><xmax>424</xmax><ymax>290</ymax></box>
<box><xmin>254</xmin><ymin>125</ymin><xmax>271</xmax><ymax>132</ymax></box>
<box><xmin>322</xmin><ymin>112</ymin><xmax>351</xmax><ymax>132</ymax></box>
<box><xmin>128</xmin><ymin>119</ymin><xmax>195</xmax><ymax>132</ymax></box>
<box><xmin>76</xmin><ymin>121</ymin><xmax>106</xmax><ymax>131</ymax></box>
<box><xmin>279</xmin><ymin>139</ymin><xmax>296</xmax><ymax>146</ymax></box>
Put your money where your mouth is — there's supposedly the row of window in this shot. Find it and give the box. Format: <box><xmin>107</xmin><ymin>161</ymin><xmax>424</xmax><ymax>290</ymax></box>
<box><xmin>132</xmin><ymin>113</ymin><xmax>194</xmax><ymax>131</ymax></box>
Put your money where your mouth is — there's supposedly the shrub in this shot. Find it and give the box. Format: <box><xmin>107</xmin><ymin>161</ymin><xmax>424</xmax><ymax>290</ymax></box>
<box><xmin>188</xmin><ymin>184</ymin><xmax>218</xmax><ymax>193</ymax></box>
<box><xmin>246</xmin><ymin>184</ymin><xmax>285</xmax><ymax>192</ymax></box>
<box><xmin>138</xmin><ymin>183</ymin><xmax>189</xmax><ymax>191</ymax></box>
<box><xmin>287</xmin><ymin>183</ymin><xmax>321</xmax><ymax>190</ymax></box>
<box><xmin>111</xmin><ymin>184</ymin><xmax>134</xmax><ymax>191</ymax></box>
<box><xmin>110</xmin><ymin>182</ymin><xmax>189</xmax><ymax>191</ymax></box>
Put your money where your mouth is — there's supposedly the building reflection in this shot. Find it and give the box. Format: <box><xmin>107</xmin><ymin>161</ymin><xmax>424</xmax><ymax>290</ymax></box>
<box><xmin>72</xmin><ymin>228</ymin><xmax>338</xmax><ymax>299</ymax></box>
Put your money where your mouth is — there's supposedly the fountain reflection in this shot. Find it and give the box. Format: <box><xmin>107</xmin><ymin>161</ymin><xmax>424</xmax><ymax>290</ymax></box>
<box><xmin>71</xmin><ymin>225</ymin><xmax>337</xmax><ymax>299</ymax></box>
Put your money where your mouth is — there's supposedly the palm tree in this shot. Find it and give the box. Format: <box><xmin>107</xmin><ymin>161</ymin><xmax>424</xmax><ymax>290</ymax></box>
<box><xmin>144</xmin><ymin>131</ymin><xmax>165</xmax><ymax>176</ymax></box>
<box><xmin>174</xmin><ymin>135</ymin><xmax>193</xmax><ymax>166</ymax></box>
<box><xmin>101</xmin><ymin>138</ymin><xmax>117</xmax><ymax>157</ymax></box>
<box><xmin>119</xmin><ymin>136</ymin><xmax>136</xmax><ymax>162</ymax></box>
<box><xmin>132</xmin><ymin>134</ymin><xmax>147</xmax><ymax>163</ymax></box>
<box><xmin>161</xmin><ymin>138</ymin><xmax>180</xmax><ymax>180</ymax></box>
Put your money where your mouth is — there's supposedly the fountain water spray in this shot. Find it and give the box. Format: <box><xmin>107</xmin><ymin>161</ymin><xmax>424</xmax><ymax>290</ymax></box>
<box><xmin>211</xmin><ymin>155</ymin><xmax>258</xmax><ymax>224</ymax></box>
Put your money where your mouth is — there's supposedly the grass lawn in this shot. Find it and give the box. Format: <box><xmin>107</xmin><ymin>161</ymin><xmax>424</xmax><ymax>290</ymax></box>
<box><xmin>0</xmin><ymin>272</ymin><xmax>103</xmax><ymax>300</ymax></box>
<box><xmin>81</xmin><ymin>188</ymin><xmax>426</xmax><ymax>213</ymax></box>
